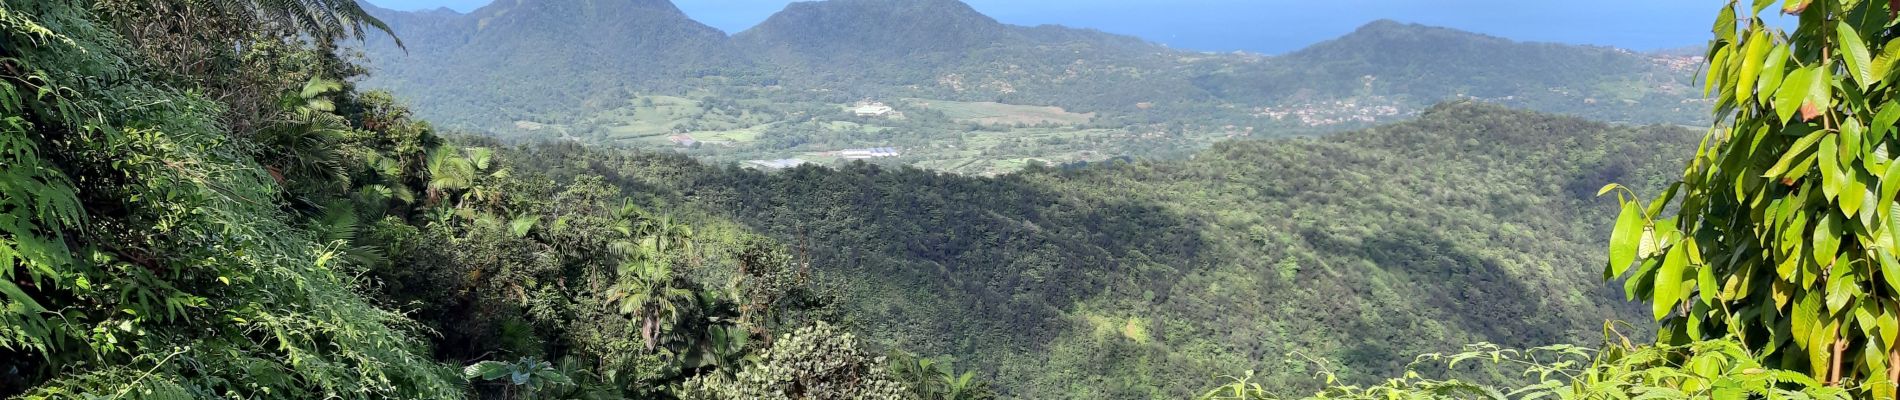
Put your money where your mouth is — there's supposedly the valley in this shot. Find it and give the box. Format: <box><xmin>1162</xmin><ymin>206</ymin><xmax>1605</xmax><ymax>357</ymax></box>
<box><xmin>553</xmin><ymin>102</ymin><xmax>1697</xmax><ymax>397</ymax></box>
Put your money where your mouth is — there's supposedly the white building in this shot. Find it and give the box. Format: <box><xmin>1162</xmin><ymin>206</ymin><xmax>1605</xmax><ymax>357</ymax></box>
<box><xmin>853</xmin><ymin>102</ymin><xmax>894</xmax><ymax>117</ymax></box>
<box><xmin>840</xmin><ymin>147</ymin><xmax>900</xmax><ymax>159</ymax></box>
<box><xmin>745</xmin><ymin>158</ymin><xmax>808</xmax><ymax>170</ymax></box>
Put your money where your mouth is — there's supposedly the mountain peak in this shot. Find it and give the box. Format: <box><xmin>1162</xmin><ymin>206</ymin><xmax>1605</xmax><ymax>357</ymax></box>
<box><xmin>468</xmin><ymin>0</ymin><xmax>689</xmax><ymax>20</ymax></box>
<box><xmin>1355</xmin><ymin>18</ymin><xmax>1410</xmax><ymax>31</ymax></box>
<box><xmin>1339</xmin><ymin>19</ymin><xmax>1496</xmax><ymax>42</ymax></box>
<box><xmin>774</xmin><ymin>0</ymin><xmax>988</xmax><ymax>17</ymax></box>
<box><xmin>736</xmin><ymin>0</ymin><xmax>1011</xmax><ymax>60</ymax></box>
<box><xmin>1293</xmin><ymin>20</ymin><xmax>1515</xmax><ymax>60</ymax></box>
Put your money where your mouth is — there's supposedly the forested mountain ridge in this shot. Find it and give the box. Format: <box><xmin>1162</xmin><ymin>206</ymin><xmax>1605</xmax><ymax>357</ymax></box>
<box><xmin>519</xmin><ymin>102</ymin><xmax>1701</xmax><ymax>397</ymax></box>
<box><xmin>354</xmin><ymin>0</ymin><xmax>1707</xmax><ymax>157</ymax></box>
<box><xmin>358</xmin><ymin>0</ymin><xmax>744</xmax><ymax>130</ymax></box>
<box><xmin>734</xmin><ymin>0</ymin><xmax>1027</xmax><ymax>62</ymax></box>
<box><xmin>1203</xmin><ymin>20</ymin><xmax>1694</xmax><ymax>106</ymax></box>
<box><xmin>730</xmin><ymin>0</ymin><xmax>1178</xmax><ymax>94</ymax></box>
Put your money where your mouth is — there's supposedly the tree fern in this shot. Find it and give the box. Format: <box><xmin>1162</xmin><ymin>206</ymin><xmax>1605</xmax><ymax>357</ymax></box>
<box><xmin>1</xmin><ymin>0</ymin><xmax>456</xmax><ymax>397</ymax></box>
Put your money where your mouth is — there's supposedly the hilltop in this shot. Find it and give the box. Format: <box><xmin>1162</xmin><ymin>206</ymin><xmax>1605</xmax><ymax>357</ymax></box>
<box><xmin>732</xmin><ymin>0</ymin><xmax>1175</xmax><ymax>94</ymax></box>
<box><xmin>735</xmin><ymin>0</ymin><xmax>1022</xmax><ymax>63</ymax></box>
<box><xmin>358</xmin><ymin>0</ymin><xmax>744</xmax><ymax>130</ymax></box>
<box><xmin>1193</xmin><ymin>20</ymin><xmax>1700</xmax><ymax>115</ymax></box>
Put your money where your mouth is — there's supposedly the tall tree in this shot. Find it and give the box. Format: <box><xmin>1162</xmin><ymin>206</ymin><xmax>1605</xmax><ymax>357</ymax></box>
<box><xmin>607</xmin><ymin>202</ymin><xmax>699</xmax><ymax>351</ymax></box>
<box><xmin>1606</xmin><ymin>0</ymin><xmax>1900</xmax><ymax>396</ymax></box>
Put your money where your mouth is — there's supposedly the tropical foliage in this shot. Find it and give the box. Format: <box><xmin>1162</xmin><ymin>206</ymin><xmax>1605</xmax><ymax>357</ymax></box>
<box><xmin>1200</xmin><ymin>338</ymin><xmax>1852</xmax><ymax>399</ymax></box>
<box><xmin>0</xmin><ymin>0</ymin><xmax>458</xmax><ymax>397</ymax></box>
<box><xmin>887</xmin><ymin>351</ymin><xmax>995</xmax><ymax>400</ymax></box>
<box><xmin>0</xmin><ymin>0</ymin><xmax>979</xmax><ymax>398</ymax></box>
<box><xmin>1603</xmin><ymin>0</ymin><xmax>1900</xmax><ymax>396</ymax></box>
<box><xmin>464</xmin><ymin>357</ymin><xmax>577</xmax><ymax>400</ymax></box>
<box><xmin>679</xmin><ymin>322</ymin><xmax>915</xmax><ymax>400</ymax></box>
<box><xmin>1200</xmin><ymin>0</ymin><xmax>1900</xmax><ymax>398</ymax></box>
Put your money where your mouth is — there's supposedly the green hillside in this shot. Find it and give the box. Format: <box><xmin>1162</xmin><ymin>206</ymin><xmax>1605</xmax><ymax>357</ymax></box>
<box><xmin>0</xmin><ymin>1</ymin><xmax>947</xmax><ymax>398</ymax></box>
<box><xmin>1192</xmin><ymin>20</ymin><xmax>1707</xmax><ymax>124</ymax></box>
<box><xmin>515</xmin><ymin>102</ymin><xmax>1699</xmax><ymax>397</ymax></box>
<box><xmin>731</xmin><ymin>0</ymin><xmax>1186</xmax><ymax>108</ymax></box>
<box><xmin>358</xmin><ymin>0</ymin><xmax>747</xmax><ymax>130</ymax></box>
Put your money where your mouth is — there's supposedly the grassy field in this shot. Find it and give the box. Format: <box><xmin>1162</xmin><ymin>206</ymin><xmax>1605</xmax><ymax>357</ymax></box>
<box><xmin>693</xmin><ymin>124</ymin><xmax>773</xmax><ymax>143</ymax></box>
<box><xmin>572</xmin><ymin>95</ymin><xmax>1156</xmax><ymax>176</ymax></box>
<box><xmin>598</xmin><ymin>95</ymin><xmax>780</xmax><ymax>143</ymax></box>
<box><xmin>900</xmin><ymin>126</ymin><xmax>1121</xmax><ymax>175</ymax></box>
<box><xmin>903</xmin><ymin>98</ymin><xmax>1094</xmax><ymax>126</ymax></box>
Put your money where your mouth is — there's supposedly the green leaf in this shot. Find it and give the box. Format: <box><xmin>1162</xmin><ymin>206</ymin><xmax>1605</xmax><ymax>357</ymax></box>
<box><xmin>1815</xmin><ymin>213</ymin><xmax>1842</xmax><ymax>266</ymax></box>
<box><xmin>1596</xmin><ymin>183</ymin><xmax>1621</xmax><ymax>197</ymax></box>
<box><xmin>1883</xmin><ymin>305</ymin><xmax>1900</xmax><ymax>349</ymax></box>
<box><xmin>1609</xmin><ymin>201</ymin><xmax>1644</xmax><ymax>279</ymax></box>
<box><xmin>1759</xmin><ymin>44</ymin><xmax>1790</xmax><ymax>103</ymax></box>
<box><xmin>1781</xmin><ymin>209</ymin><xmax>1812</xmax><ymax>278</ymax></box>
<box><xmin>1844</xmin><ymin>171</ymin><xmax>1868</xmax><ymax>216</ymax></box>
<box><xmin>1843</xmin><ymin>118</ymin><xmax>1864</xmax><ymax>163</ymax></box>
<box><xmin>1697</xmin><ymin>259</ymin><xmax>1719</xmax><ymax>306</ymax></box>
<box><xmin>1775</xmin><ymin>67</ymin><xmax>1816</xmax><ymax>122</ymax></box>
<box><xmin>1825</xmin><ymin>253</ymin><xmax>1853</xmax><ymax>312</ymax></box>
<box><xmin>1715</xmin><ymin>4</ymin><xmax>1738</xmax><ymax>43</ymax></box>
<box><xmin>0</xmin><ymin>280</ymin><xmax>45</xmax><ymax>312</ymax></box>
<box><xmin>1839</xmin><ymin>22</ymin><xmax>1876</xmax><ymax>87</ymax></box>
<box><xmin>1883</xmin><ymin>160</ymin><xmax>1900</xmax><ymax>214</ymax></box>
<box><xmin>1784</xmin><ymin>0</ymin><xmax>1813</xmax><ymax>15</ymax></box>
<box><xmin>1879</xmin><ymin>38</ymin><xmax>1900</xmax><ymax>81</ymax></box>
<box><xmin>1893</xmin><ymin>203</ymin><xmax>1900</xmax><ymax>250</ymax></box>
<box><xmin>1793</xmin><ymin>290</ymin><xmax>1820</xmax><ymax>348</ymax></box>
<box><xmin>511</xmin><ymin>370</ymin><xmax>529</xmax><ymax>385</ymax></box>
<box><xmin>1820</xmin><ymin>133</ymin><xmax>1842</xmax><ymax>200</ymax></box>
<box><xmin>464</xmin><ymin>361</ymin><xmax>511</xmax><ymax>381</ymax></box>
<box><xmin>1709</xmin><ymin>45</ymin><xmax>1734</xmax><ymax>99</ymax></box>
<box><xmin>1655</xmin><ymin>244</ymin><xmax>1689</xmax><ymax>321</ymax></box>
<box><xmin>1765</xmin><ymin>129</ymin><xmax>1824</xmax><ymax>177</ymax></box>
<box><xmin>1810</xmin><ymin>319</ymin><xmax>1838</xmax><ymax>381</ymax></box>
<box><xmin>1739</xmin><ymin>29</ymin><xmax>1773</xmax><ymax>99</ymax></box>
<box><xmin>467</xmin><ymin>147</ymin><xmax>494</xmax><ymax>170</ymax></box>
<box><xmin>1875</xmin><ymin>103</ymin><xmax>1900</xmax><ymax>141</ymax></box>
<box><xmin>1808</xmin><ymin>64</ymin><xmax>1833</xmax><ymax>116</ymax></box>
<box><xmin>509</xmin><ymin>215</ymin><xmax>540</xmax><ymax>238</ymax></box>
<box><xmin>1882</xmin><ymin>252</ymin><xmax>1900</xmax><ymax>294</ymax></box>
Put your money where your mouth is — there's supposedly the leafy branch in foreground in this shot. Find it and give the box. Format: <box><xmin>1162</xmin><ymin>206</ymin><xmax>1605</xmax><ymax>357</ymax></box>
<box><xmin>1601</xmin><ymin>0</ymin><xmax>1900</xmax><ymax>395</ymax></box>
<box><xmin>1201</xmin><ymin>339</ymin><xmax>1850</xmax><ymax>399</ymax></box>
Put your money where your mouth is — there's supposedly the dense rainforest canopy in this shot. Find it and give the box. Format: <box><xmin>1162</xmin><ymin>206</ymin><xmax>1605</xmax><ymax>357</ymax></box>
<box><xmin>5</xmin><ymin>0</ymin><xmax>1900</xmax><ymax>399</ymax></box>
<box><xmin>0</xmin><ymin>0</ymin><xmax>949</xmax><ymax>398</ymax></box>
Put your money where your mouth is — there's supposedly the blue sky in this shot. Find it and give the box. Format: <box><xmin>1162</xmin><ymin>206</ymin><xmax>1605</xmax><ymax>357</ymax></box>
<box><xmin>363</xmin><ymin>0</ymin><xmax>1730</xmax><ymax>54</ymax></box>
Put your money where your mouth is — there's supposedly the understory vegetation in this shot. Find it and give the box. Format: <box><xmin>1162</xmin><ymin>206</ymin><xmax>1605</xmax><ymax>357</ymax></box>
<box><xmin>0</xmin><ymin>1</ymin><xmax>978</xmax><ymax>398</ymax></box>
